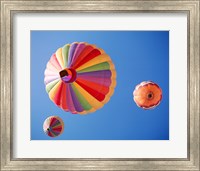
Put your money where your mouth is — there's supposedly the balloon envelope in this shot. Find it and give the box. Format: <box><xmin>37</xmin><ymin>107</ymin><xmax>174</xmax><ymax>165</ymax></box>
<box><xmin>133</xmin><ymin>81</ymin><xmax>162</xmax><ymax>109</ymax></box>
<box><xmin>43</xmin><ymin>116</ymin><xmax>64</xmax><ymax>137</ymax></box>
<box><xmin>44</xmin><ymin>42</ymin><xmax>116</xmax><ymax>114</ymax></box>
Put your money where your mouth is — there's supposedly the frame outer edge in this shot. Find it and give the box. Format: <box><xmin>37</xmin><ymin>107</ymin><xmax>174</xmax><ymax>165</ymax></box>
<box><xmin>190</xmin><ymin>1</ymin><xmax>200</xmax><ymax>170</ymax></box>
<box><xmin>1</xmin><ymin>1</ymin><xmax>12</xmax><ymax>171</ymax></box>
<box><xmin>0</xmin><ymin>0</ymin><xmax>200</xmax><ymax>171</ymax></box>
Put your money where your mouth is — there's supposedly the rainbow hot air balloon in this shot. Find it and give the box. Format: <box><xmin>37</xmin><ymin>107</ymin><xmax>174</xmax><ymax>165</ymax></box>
<box><xmin>43</xmin><ymin>116</ymin><xmax>64</xmax><ymax>137</ymax></box>
<box><xmin>133</xmin><ymin>81</ymin><xmax>162</xmax><ymax>109</ymax></box>
<box><xmin>44</xmin><ymin>42</ymin><xmax>116</xmax><ymax>114</ymax></box>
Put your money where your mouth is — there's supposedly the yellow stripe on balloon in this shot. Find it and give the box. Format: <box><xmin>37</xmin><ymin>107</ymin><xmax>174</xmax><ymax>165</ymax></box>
<box><xmin>56</xmin><ymin>48</ymin><xmax>64</xmax><ymax>69</ymax></box>
<box><xmin>107</xmin><ymin>60</ymin><xmax>115</xmax><ymax>71</ymax></box>
<box><xmin>76</xmin><ymin>54</ymin><xmax>111</xmax><ymax>72</ymax></box>
<box><xmin>73</xmin><ymin>82</ymin><xmax>104</xmax><ymax>110</ymax></box>
<box><xmin>48</xmin><ymin>80</ymin><xmax>62</xmax><ymax>101</ymax></box>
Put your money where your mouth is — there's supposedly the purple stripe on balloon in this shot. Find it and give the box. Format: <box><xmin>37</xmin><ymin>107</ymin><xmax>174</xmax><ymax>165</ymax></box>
<box><xmin>77</xmin><ymin>77</ymin><xmax>112</xmax><ymax>87</ymax></box>
<box><xmin>69</xmin><ymin>84</ymin><xmax>84</xmax><ymax>113</ymax></box>
<box><xmin>66</xmin><ymin>84</ymin><xmax>76</xmax><ymax>113</ymax></box>
<box><xmin>68</xmin><ymin>43</ymin><xmax>78</xmax><ymax>67</ymax></box>
<box><xmin>77</xmin><ymin>70</ymin><xmax>112</xmax><ymax>78</ymax></box>
<box><xmin>70</xmin><ymin>43</ymin><xmax>87</xmax><ymax>67</ymax></box>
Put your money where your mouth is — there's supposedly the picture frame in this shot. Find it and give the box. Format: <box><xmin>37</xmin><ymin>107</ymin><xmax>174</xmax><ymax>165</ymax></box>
<box><xmin>0</xmin><ymin>0</ymin><xmax>199</xmax><ymax>170</ymax></box>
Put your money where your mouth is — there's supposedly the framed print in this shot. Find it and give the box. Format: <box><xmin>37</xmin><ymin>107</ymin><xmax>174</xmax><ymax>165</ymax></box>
<box><xmin>0</xmin><ymin>0</ymin><xmax>199</xmax><ymax>170</ymax></box>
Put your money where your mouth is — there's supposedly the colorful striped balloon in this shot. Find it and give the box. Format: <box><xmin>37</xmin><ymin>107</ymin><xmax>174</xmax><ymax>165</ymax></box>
<box><xmin>44</xmin><ymin>42</ymin><xmax>116</xmax><ymax>114</ymax></box>
<box><xmin>133</xmin><ymin>81</ymin><xmax>162</xmax><ymax>109</ymax></box>
<box><xmin>43</xmin><ymin>116</ymin><xmax>64</xmax><ymax>137</ymax></box>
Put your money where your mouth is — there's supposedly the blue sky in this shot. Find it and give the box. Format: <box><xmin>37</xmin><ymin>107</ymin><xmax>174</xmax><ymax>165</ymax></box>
<box><xmin>31</xmin><ymin>31</ymin><xmax>169</xmax><ymax>140</ymax></box>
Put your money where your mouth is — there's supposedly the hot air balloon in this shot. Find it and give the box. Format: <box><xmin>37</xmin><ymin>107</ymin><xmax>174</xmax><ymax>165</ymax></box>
<box><xmin>43</xmin><ymin>116</ymin><xmax>64</xmax><ymax>137</ymax></box>
<box><xmin>44</xmin><ymin>42</ymin><xmax>116</xmax><ymax>114</ymax></box>
<box><xmin>133</xmin><ymin>81</ymin><xmax>162</xmax><ymax>109</ymax></box>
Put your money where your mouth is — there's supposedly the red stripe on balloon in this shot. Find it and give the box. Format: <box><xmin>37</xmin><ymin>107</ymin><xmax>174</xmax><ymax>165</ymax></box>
<box><xmin>71</xmin><ymin>45</ymin><xmax>95</xmax><ymax>68</ymax></box>
<box><xmin>52</xmin><ymin>127</ymin><xmax>62</xmax><ymax>132</ymax></box>
<box><xmin>74</xmin><ymin>49</ymin><xmax>101</xmax><ymax>69</ymax></box>
<box><xmin>75</xmin><ymin>79</ymin><xmax>106</xmax><ymax>102</ymax></box>
<box><xmin>76</xmin><ymin>78</ymin><xmax>110</xmax><ymax>95</ymax></box>
<box><xmin>60</xmin><ymin>83</ymin><xmax>69</xmax><ymax>111</ymax></box>
<box><xmin>53</xmin><ymin>82</ymin><xmax>63</xmax><ymax>106</ymax></box>
<box><xmin>50</xmin><ymin>117</ymin><xmax>57</xmax><ymax>126</ymax></box>
<box><xmin>48</xmin><ymin>131</ymin><xmax>53</xmax><ymax>137</ymax></box>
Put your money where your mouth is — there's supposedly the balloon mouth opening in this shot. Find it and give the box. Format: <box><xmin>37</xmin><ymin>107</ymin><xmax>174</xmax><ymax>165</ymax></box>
<box><xmin>147</xmin><ymin>92</ymin><xmax>154</xmax><ymax>100</ymax></box>
<box><xmin>59</xmin><ymin>68</ymin><xmax>77</xmax><ymax>83</ymax></box>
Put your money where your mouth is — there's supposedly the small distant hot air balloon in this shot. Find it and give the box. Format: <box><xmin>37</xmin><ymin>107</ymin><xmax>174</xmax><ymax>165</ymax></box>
<box><xmin>133</xmin><ymin>81</ymin><xmax>162</xmax><ymax>109</ymax></box>
<box><xmin>43</xmin><ymin>116</ymin><xmax>64</xmax><ymax>137</ymax></box>
<box><xmin>44</xmin><ymin>42</ymin><xmax>116</xmax><ymax>114</ymax></box>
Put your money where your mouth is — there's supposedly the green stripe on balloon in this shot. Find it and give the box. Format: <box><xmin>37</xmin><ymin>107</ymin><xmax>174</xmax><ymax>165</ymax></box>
<box><xmin>46</xmin><ymin>79</ymin><xmax>60</xmax><ymax>93</ymax></box>
<box><xmin>77</xmin><ymin>62</ymin><xmax>110</xmax><ymax>73</ymax></box>
<box><xmin>62</xmin><ymin>44</ymin><xmax>70</xmax><ymax>68</ymax></box>
<box><xmin>71</xmin><ymin>83</ymin><xmax>92</xmax><ymax>111</ymax></box>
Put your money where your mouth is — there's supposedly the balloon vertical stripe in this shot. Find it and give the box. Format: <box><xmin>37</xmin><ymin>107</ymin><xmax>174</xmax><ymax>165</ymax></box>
<box><xmin>65</xmin><ymin>84</ymin><xmax>76</xmax><ymax>113</ymax></box>
<box><xmin>71</xmin><ymin>45</ymin><xmax>95</xmax><ymax>68</ymax></box>
<box><xmin>45</xmin><ymin>79</ymin><xmax>60</xmax><ymax>93</ymax></box>
<box><xmin>73</xmin><ymin>49</ymin><xmax>102</xmax><ymax>70</ymax></box>
<box><xmin>71</xmin><ymin>83</ymin><xmax>92</xmax><ymax>111</ymax></box>
<box><xmin>53</xmin><ymin>82</ymin><xmax>63</xmax><ymax>106</ymax></box>
<box><xmin>56</xmin><ymin>48</ymin><xmax>64</xmax><ymax>68</ymax></box>
<box><xmin>76</xmin><ymin>54</ymin><xmax>110</xmax><ymax>72</ymax></box>
<box><xmin>68</xmin><ymin>84</ymin><xmax>84</xmax><ymax>113</ymax></box>
<box><xmin>68</xmin><ymin>42</ymin><xmax>78</xmax><ymax>67</ymax></box>
<box><xmin>70</xmin><ymin>43</ymin><xmax>87</xmax><ymax>67</ymax></box>
<box><xmin>62</xmin><ymin>44</ymin><xmax>70</xmax><ymax>68</ymax></box>
<box><xmin>49</xmin><ymin>54</ymin><xmax>62</xmax><ymax>71</ymax></box>
<box><xmin>77</xmin><ymin>62</ymin><xmax>110</xmax><ymax>73</ymax></box>
<box><xmin>59</xmin><ymin>83</ymin><xmax>68</xmax><ymax>111</ymax></box>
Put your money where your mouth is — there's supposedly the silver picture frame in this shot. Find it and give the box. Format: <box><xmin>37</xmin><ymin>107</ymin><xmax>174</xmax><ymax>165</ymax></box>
<box><xmin>1</xmin><ymin>0</ymin><xmax>199</xmax><ymax>170</ymax></box>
